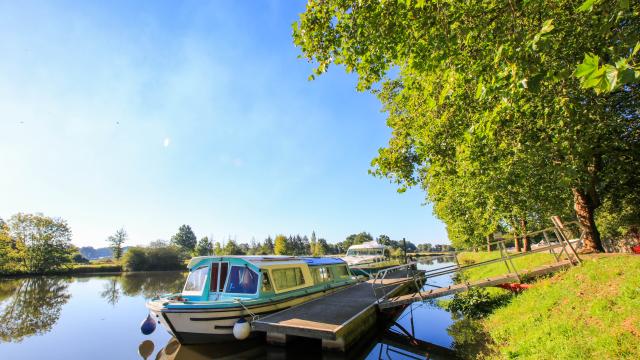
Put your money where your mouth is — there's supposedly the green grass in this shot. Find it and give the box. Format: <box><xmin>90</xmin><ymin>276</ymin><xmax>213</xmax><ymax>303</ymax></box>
<box><xmin>68</xmin><ymin>263</ymin><xmax>123</xmax><ymax>273</ymax></box>
<box><xmin>478</xmin><ymin>255</ymin><xmax>640</xmax><ymax>359</ymax></box>
<box><xmin>457</xmin><ymin>251</ymin><xmax>557</xmax><ymax>282</ymax></box>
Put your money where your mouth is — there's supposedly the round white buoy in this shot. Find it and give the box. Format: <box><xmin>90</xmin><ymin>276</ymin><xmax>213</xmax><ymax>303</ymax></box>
<box><xmin>232</xmin><ymin>318</ymin><xmax>251</xmax><ymax>340</ymax></box>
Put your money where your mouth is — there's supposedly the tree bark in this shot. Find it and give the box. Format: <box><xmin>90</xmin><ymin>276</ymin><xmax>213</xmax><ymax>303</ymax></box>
<box><xmin>513</xmin><ymin>233</ymin><xmax>521</xmax><ymax>252</ymax></box>
<box><xmin>572</xmin><ymin>187</ymin><xmax>604</xmax><ymax>253</ymax></box>
<box><xmin>487</xmin><ymin>233</ymin><xmax>494</xmax><ymax>252</ymax></box>
<box><xmin>520</xmin><ymin>218</ymin><xmax>530</xmax><ymax>252</ymax></box>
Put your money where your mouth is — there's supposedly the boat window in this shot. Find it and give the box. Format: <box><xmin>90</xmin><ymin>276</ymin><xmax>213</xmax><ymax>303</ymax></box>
<box><xmin>312</xmin><ymin>267</ymin><xmax>331</xmax><ymax>283</ymax></box>
<box><xmin>272</xmin><ymin>267</ymin><xmax>306</xmax><ymax>290</ymax></box>
<box><xmin>219</xmin><ymin>262</ymin><xmax>229</xmax><ymax>292</ymax></box>
<box><xmin>332</xmin><ymin>265</ymin><xmax>350</xmax><ymax>279</ymax></box>
<box><xmin>225</xmin><ymin>266</ymin><xmax>259</xmax><ymax>294</ymax></box>
<box><xmin>261</xmin><ymin>271</ymin><xmax>273</xmax><ymax>293</ymax></box>
<box><xmin>210</xmin><ymin>263</ymin><xmax>219</xmax><ymax>292</ymax></box>
<box><xmin>184</xmin><ymin>266</ymin><xmax>208</xmax><ymax>293</ymax></box>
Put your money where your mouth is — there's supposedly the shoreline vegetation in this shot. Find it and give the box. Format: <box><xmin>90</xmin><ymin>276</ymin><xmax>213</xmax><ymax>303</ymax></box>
<box><xmin>443</xmin><ymin>252</ymin><xmax>640</xmax><ymax>359</ymax></box>
<box><xmin>2</xmin><ymin>212</ymin><xmax>443</xmax><ymax>277</ymax></box>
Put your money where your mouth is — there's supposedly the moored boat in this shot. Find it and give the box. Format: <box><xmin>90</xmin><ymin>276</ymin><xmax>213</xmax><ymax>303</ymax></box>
<box><xmin>145</xmin><ymin>255</ymin><xmax>357</xmax><ymax>344</ymax></box>
<box><xmin>341</xmin><ymin>241</ymin><xmax>389</xmax><ymax>267</ymax></box>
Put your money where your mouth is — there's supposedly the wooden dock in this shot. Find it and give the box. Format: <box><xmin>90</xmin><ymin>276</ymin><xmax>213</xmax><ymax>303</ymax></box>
<box><xmin>252</xmin><ymin>273</ymin><xmax>417</xmax><ymax>351</ymax></box>
<box><xmin>378</xmin><ymin>259</ymin><xmax>573</xmax><ymax>309</ymax></box>
<box><xmin>252</xmin><ymin>219</ymin><xmax>582</xmax><ymax>353</ymax></box>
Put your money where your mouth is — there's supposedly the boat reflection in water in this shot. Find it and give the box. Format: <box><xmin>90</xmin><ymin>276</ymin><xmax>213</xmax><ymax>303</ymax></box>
<box><xmin>147</xmin><ymin>337</ymin><xmax>267</xmax><ymax>360</ymax></box>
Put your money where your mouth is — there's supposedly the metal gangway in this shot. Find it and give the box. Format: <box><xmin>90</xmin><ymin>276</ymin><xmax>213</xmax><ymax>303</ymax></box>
<box><xmin>375</xmin><ymin>216</ymin><xmax>583</xmax><ymax>309</ymax></box>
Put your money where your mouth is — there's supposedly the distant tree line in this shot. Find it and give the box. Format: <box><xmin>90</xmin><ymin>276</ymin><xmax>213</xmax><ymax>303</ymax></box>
<box><xmin>0</xmin><ymin>213</ymin><xmax>446</xmax><ymax>274</ymax></box>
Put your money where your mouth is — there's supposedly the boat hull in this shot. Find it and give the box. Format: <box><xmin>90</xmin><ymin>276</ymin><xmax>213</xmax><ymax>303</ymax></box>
<box><xmin>147</xmin><ymin>283</ymin><xmax>354</xmax><ymax>344</ymax></box>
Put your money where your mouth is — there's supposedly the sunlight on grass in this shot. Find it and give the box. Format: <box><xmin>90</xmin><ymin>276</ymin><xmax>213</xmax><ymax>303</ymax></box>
<box><xmin>481</xmin><ymin>255</ymin><xmax>640</xmax><ymax>359</ymax></box>
<box><xmin>456</xmin><ymin>251</ymin><xmax>558</xmax><ymax>281</ymax></box>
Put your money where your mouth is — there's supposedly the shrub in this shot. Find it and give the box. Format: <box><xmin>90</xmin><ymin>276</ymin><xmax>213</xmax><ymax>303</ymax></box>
<box><xmin>72</xmin><ymin>253</ymin><xmax>90</xmax><ymax>264</ymax></box>
<box><xmin>445</xmin><ymin>287</ymin><xmax>512</xmax><ymax>319</ymax></box>
<box><xmin>122</xmin><ymin>246</ymin><xmax>184</xmax><ymax>271</ymax></box>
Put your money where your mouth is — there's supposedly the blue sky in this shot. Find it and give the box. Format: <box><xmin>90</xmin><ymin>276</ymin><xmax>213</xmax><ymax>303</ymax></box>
<box><xmin>0</xmin><ymin>0</ymin><xmax>447</xmax><ymax>248</ymax></box>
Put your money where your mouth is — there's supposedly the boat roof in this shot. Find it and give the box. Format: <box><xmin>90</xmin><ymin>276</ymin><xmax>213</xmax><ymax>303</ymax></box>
<box><xmin>301</xmin><ymin>257</ymin><xmax>346</xmax><ymax>266</ymax></box>
<box><xmin>347</xmin><ymin>241</ymin><xmax>386</xmax><ymax>250</ymax></box>
<box><xmin>186</xmin><ymin>255</ymin><xmax>345</xmax><ymax>269</ymax></box>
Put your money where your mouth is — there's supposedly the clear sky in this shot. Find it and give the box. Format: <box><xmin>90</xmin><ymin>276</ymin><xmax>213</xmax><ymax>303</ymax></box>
<box><xmin>0</xmin><ymin>0</ymin><xmax>448</xmax><ymax>248</ymax></box>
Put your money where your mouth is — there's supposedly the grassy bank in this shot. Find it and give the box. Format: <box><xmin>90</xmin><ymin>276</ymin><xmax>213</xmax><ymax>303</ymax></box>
<box><xmin>473</xmin><ymin>255</ymin><xmax>640</xmax><ymax>359</ymax></box>
<box><xmin>457</xmin><ymin>251</ymin><xmax>557</xmax><ymax>281</ymax></box>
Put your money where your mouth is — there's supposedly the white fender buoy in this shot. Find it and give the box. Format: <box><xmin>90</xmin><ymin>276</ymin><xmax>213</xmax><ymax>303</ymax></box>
<box><xmin>233</xmin><ymin>318</ymin><xmax>251</xmax><ymax>340</ymax></box>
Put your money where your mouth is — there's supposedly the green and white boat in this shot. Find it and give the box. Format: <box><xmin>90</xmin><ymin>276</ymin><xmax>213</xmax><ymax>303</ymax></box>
<box><xmin>145</xmin><ymin>256</ymin><xmax>357</xmax><ymax>344</ymax></box>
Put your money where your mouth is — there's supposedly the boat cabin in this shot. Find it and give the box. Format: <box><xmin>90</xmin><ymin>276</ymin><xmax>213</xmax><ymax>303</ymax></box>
<box><xmin>342</xmin><ymin>241</ymin><xmax>390</xmax><ymax>266</ymax></box>
<box><xmin>180</xmin><ymin>256</ymin><xmax>354</xmax><ymax>302</ymax></box>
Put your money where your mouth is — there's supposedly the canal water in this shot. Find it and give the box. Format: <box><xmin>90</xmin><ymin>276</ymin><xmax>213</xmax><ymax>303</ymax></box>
<box><xmin>0</xmin><ymin>256</ymin><xmax>476</xmax><ymax>359</ymax></box>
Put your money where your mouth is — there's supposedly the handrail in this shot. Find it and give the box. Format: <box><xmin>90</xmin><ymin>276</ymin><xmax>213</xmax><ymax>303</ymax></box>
<box><xmin>371</xmin><ymin>262</ymin><xmax>421</xmax><ymax>303</ymax></box>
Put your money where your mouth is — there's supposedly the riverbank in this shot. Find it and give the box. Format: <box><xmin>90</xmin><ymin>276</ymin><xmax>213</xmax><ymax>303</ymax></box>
<box><xmin>0</xmin><ymin>262</ymin><xmax>189</xmax><ymax>277</ymax></box>
<box><xmin>460</xmin><ymin>254</ymin><xmax>640</xmax><ymax>359</ymax></box>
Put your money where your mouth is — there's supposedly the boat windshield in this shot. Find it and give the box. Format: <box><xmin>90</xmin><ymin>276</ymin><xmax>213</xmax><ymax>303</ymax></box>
<box><xmin>346</xmin><ymin>248</ymin><xmax>384</xmax><ymax>256</ymax></box>
<box><xmin>225</xmin><ymin>266</ymin><xmax>259</xmax><ymax>294</ymax></box>
<box><xmin>183</xmin><ymin>266</ymin><xmax>208</xmax><ymax>293</ymax></box>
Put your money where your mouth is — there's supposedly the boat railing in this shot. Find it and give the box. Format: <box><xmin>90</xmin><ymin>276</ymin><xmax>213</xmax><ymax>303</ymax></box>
<box><xmin>371</xmin><ymin>262</ymin><xmax>423</xmax><ymax>304</ymax></box>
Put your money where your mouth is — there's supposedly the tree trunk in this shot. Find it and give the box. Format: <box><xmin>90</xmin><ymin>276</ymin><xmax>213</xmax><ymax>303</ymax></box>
<box><xmin>521</xmin><ymin>218</ymin><xmax>530</xmax><ymax>252</ymax></box>
<box><xmin>487</xmin><ymin>233</ymin><xmax>494</xmax><ymax>252</ymax></box>
<box><xmin>513</xmin><ymin>233</ymin><xmax>521</xmax><ymax>252</ymax></box>
<box><xmin>572</xmin><ymin>187</ymin><xmax>604</xmax><ymax>253</ymax></box>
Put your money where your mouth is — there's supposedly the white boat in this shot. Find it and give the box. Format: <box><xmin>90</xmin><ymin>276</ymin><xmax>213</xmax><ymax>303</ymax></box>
<box><xmin>145</xmin><ymin>255</ymin><xmax>356</xmax><ymax>344</ymax></box>
<box><xmin>341</xmin><ymin>241</ymin><xmax>389</xmax><ymax>267</ymax></box>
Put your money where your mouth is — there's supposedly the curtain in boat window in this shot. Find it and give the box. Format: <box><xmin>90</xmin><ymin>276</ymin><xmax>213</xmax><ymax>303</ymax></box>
<box><xmin>225</xmin><ymin>266</ymin><xmax>259</xmax><ymax>294</ymax></box>
<box><xmin>272</xmin><ymin>267</ymin><xmax>306</xmax><ymax>290</ymax></box>
<box><xmin>332</xmin><ymin>265</ymin><xmax>350</xmax><ymax>279</ymax></box>
<box><xmin>312</xmin><ymin>267</ymin><xmax>332</xmax><ymax>284</ymax></box>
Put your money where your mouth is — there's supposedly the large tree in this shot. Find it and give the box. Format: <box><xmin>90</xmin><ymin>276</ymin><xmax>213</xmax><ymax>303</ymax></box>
<box><xmin>195</xmin><ymin>236</ymin><xmax>213</xmax><ymax>256</ymax></box>
<box><xmin>7</xmin><ymin>213</ymin><xmax>73</xmax><ymax>273</ymax></box>
<box><xmin>170</xmin><ymin>225</ymin><xmax>197</xmax><ymax>253</ymax></box>
<box><xmin>107</xmin><ymin>228</ymin><xmax>127</xmax><ymax>260</ymax></box>
<box><xmin>274</xmin><ymin>235</ymin><xmax>289</xmax><ymax>255</ymax></box>
<box><xmin>294</xmin><ymin>0</ymin><xmax>640</xmax><ymax>252</ymax></box>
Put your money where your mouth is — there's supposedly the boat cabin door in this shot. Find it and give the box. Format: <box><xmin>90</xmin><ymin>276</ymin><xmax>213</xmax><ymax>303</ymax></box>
<box><xmin>208</xmin><ymin>261</ymin><xmax>229</xmax><ymax>300</ymax></box>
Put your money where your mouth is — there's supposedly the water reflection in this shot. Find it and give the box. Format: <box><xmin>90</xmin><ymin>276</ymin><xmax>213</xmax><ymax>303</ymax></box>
<box><xmin>99</xmin><ymin>272</ymin><xmax>187</xmax><ymax>305</ymax></box>
<box><xmin>0</xmin><ymin>257</ymin><xmax>491</xmax><ymax>359</ymax></box>
<box><xmin>0</xmin><ymin>277</ymin><xmax>71</xmax><ymax>343</ymax></box>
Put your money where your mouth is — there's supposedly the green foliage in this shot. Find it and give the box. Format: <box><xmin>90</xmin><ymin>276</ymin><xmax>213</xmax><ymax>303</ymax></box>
<box><xmin>106</xmin><ymin>228</ymin><xmax>127</xmax><ymax>260</ymax></box>
<box><xmin>6</xmin><ymin>213</ymin><xmax>74</xmax><ymax>273</ymax></box>
<box><xmin>445</xmin><ymin>287</ymin><xmax>511</xmax><ymax>319</ymax></box>
<box><xmin>274</xmin><ymin>234</ymin><xmax>288</xmax><ymax>255</ymax></box>
<box><xmin>195</xmin><ymin>236</ymin><xmax>213</xmax><ymax>256</ymax></box>
<box><xmin>574</xmin><ymin>1</ymin><xmax>639</xmax><ymax>93</ymax></box>
<box><xmin>262</xmin><ymin>236</ymin><xmax>274</xmax><ymax>254</ymax></box>
<box><xmin>69</xmin><ymin>263</ymin><xmax>122</xmax><ymax>273</ymax></box>
<box><xmin>0</xmin><ymin>277</ymin><xmax>71</xmax><ymax>342</ymax></box>
<box><xmin>170</xmin><ymin>225</ymin><xmax>197</xmax><ymax>253</ymax></box>
<box><xmin>221</xmin><ymin>239</ymin><xmax>245</xmax><ymax>255</ymax></box>
<box><xmin>122</xmin><ymin>246</ymin><xmax>183</xmax><ymax>271</ymax></box>
<box><xmin>71</xmin><ymin>253</ymin><xmax>89</xmax><ymax>264</ymax></box>
<box><xmin>294</xmin><ymin>0</ymin><xmax>640</xmax><ymax>251</ymax></box>
<box><xmin>341</xmin><ymin>232</ymin><xmax>373</xmax><ymax>252</ymax></box>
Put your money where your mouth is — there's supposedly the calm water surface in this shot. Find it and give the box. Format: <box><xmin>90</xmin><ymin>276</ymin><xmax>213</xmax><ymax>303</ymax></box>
<box><xmin>0</xmin><ymin>256</ymin><xmax>478</xmax><ymax>359</ymax></box>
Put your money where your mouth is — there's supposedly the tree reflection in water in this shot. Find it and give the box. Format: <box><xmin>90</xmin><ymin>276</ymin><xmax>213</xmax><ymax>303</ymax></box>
<box><xmin>99</xmin><ymin>271</ymin><xmax>186</xmax><ymax>306</ymax></box>
<box><xmin>100</xmin><ymin>278</ymin><xmax>121</xmax><ymax>306</ymax></box>
<box><xmin>0</xmin><ymin>277</ymin><xmax>71</xmax><ymax>343</ymax></box>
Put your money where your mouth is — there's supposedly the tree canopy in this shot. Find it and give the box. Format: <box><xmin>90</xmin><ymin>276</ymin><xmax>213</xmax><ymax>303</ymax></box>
<box><xmin>107</xmin><ymin>228</ymin><xmax>127</xmax><ymax>260</ymax></box>
<box><xmin>170</xmin><ymin>225</ymin><xmax>197</xmax><ymax>253</ymax></box>
<box><xmin>293</xmin><ymin>0</ymin><xmax>640</xmax><ymax>251</ymax></box>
